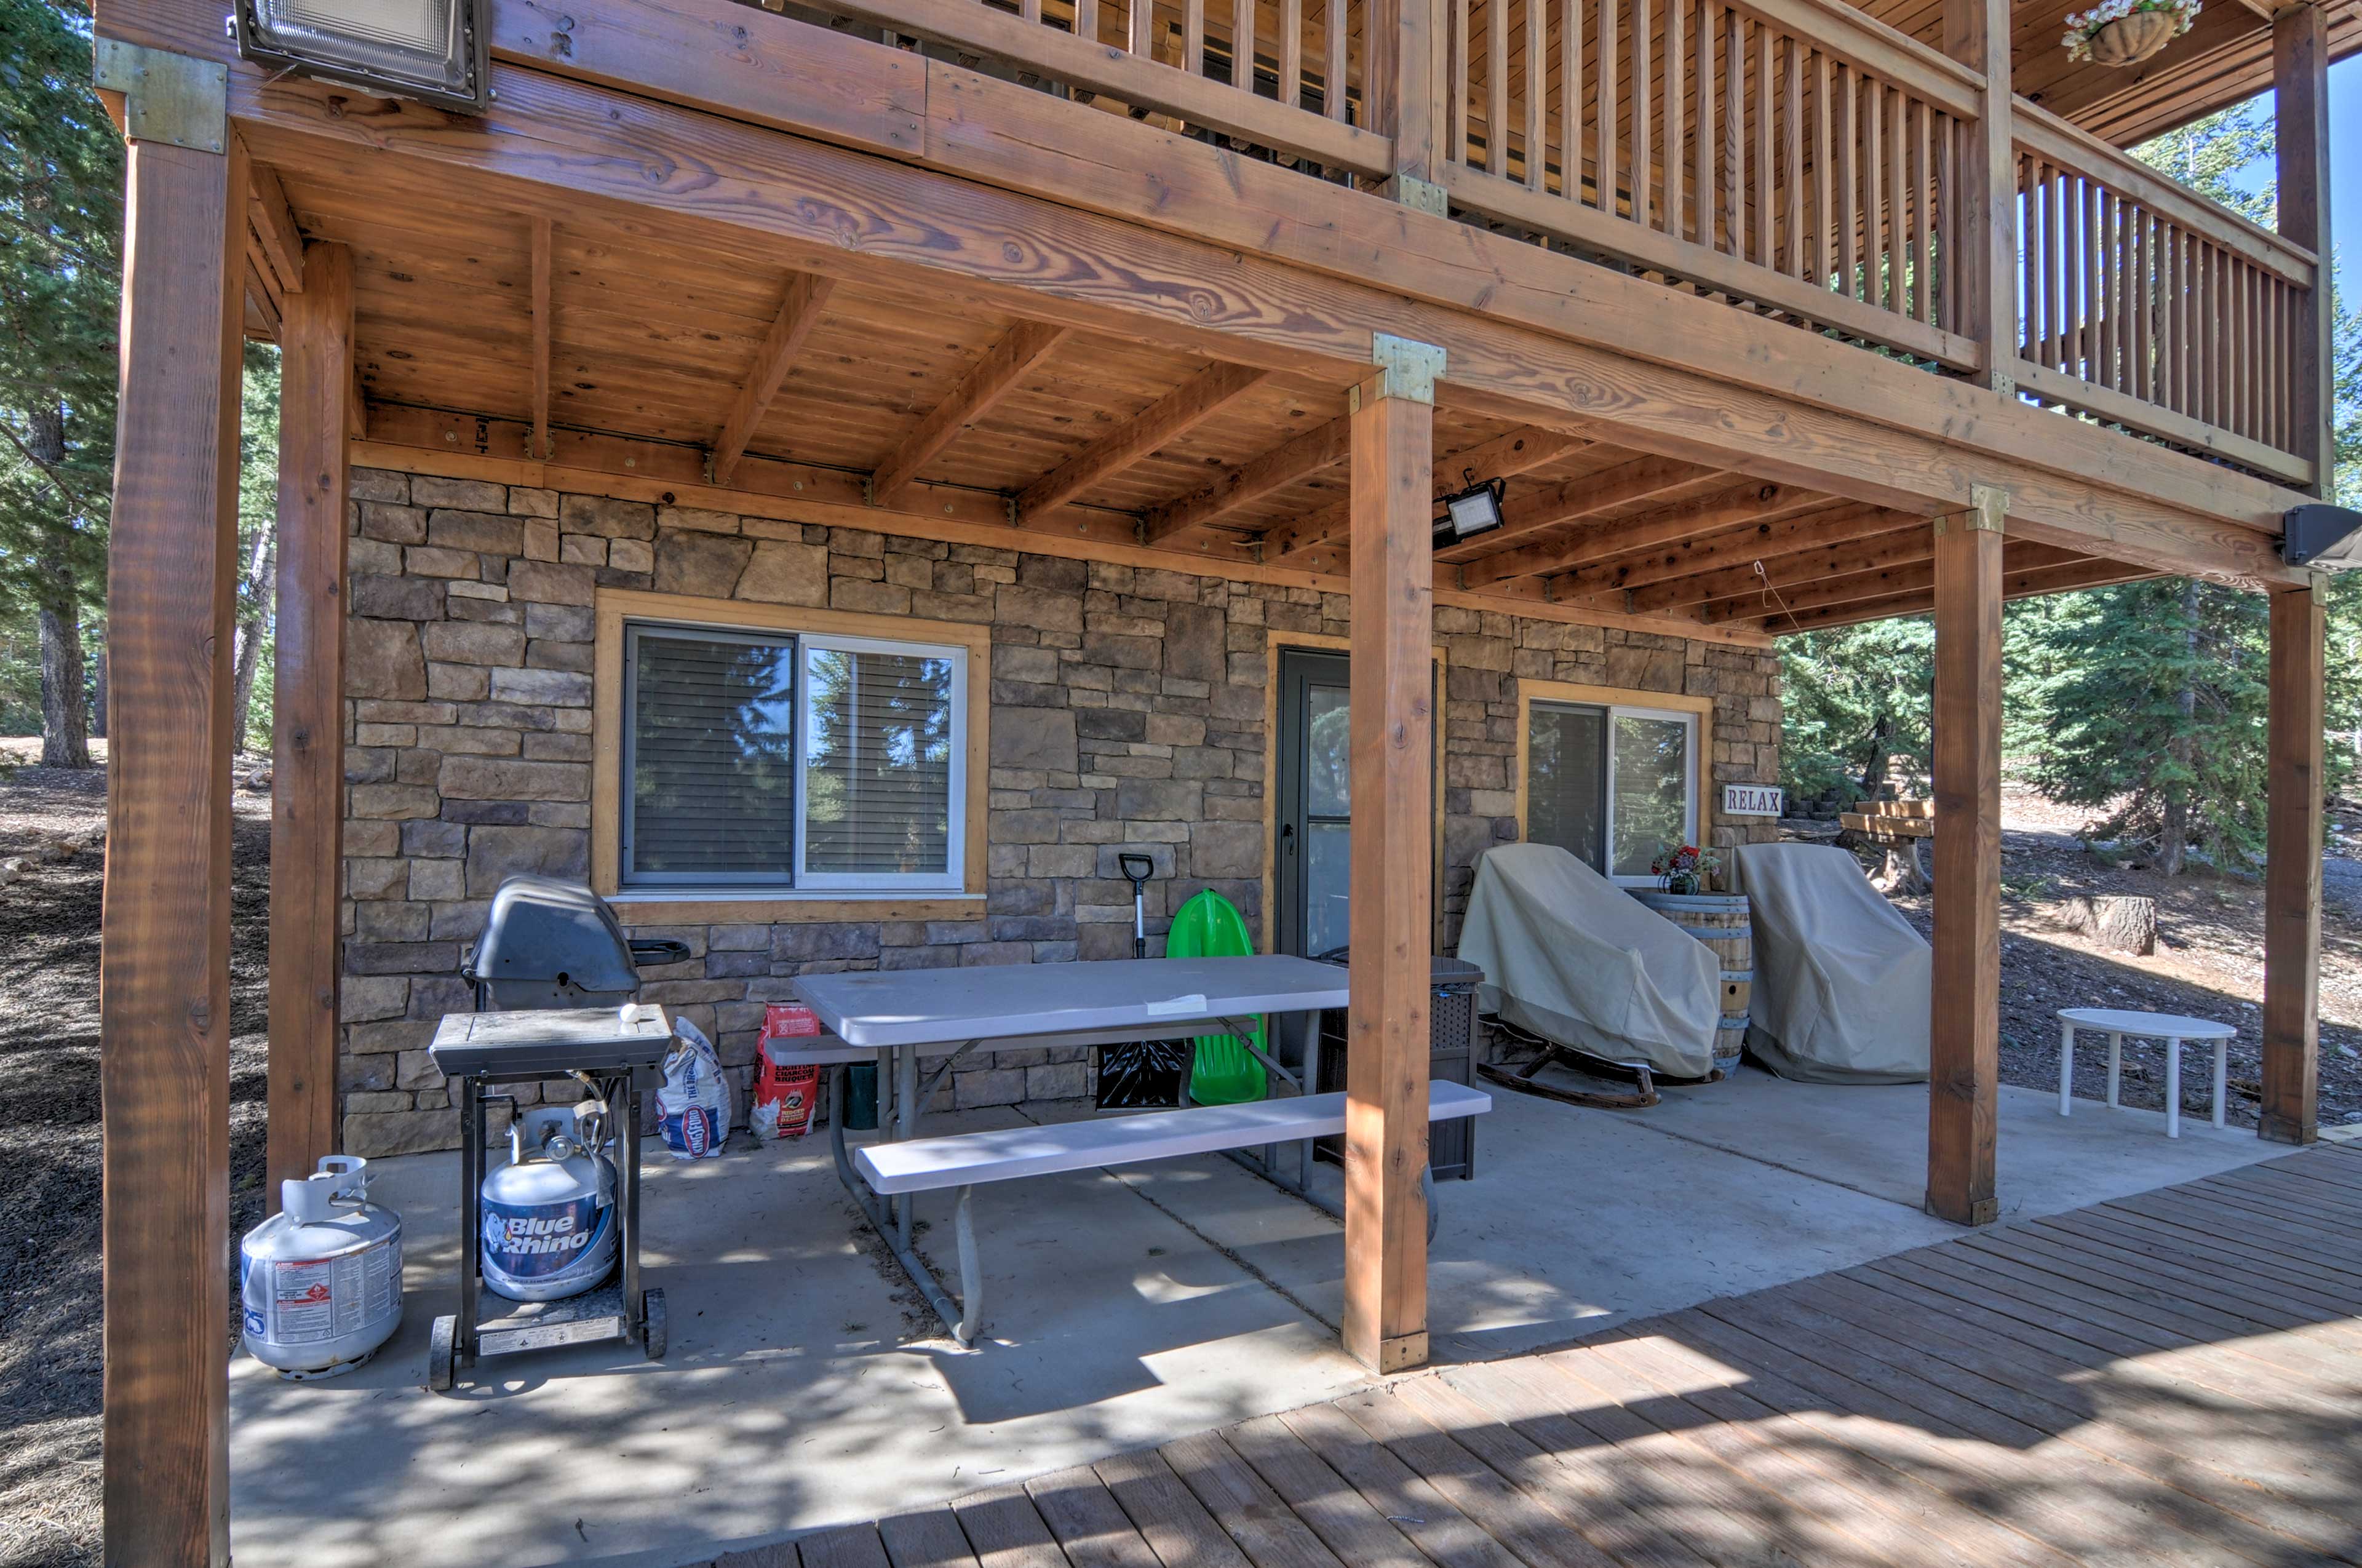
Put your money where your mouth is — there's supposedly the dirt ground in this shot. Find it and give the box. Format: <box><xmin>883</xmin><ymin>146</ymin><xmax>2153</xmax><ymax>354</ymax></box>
<box><xmin>0</xmin><ymin>742</ymin><xmax>272</xmax><ymax>1568</ymax></box>
<box><xmin>0</xmin><ymin>752</ymin><xmax>2354</xmax><ymax>1567</ymax></box>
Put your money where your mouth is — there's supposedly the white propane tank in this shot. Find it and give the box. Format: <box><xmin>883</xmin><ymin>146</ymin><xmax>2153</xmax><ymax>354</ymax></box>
<box><xmin>481</xmin><ymin>1101</ymin><xmax>619</xmax><ymax>1303</ymax></box>
<box><xmin>240</xmin><ymin>1156</ymin><xmax>404</xmax><ymax>1379</ymax></box>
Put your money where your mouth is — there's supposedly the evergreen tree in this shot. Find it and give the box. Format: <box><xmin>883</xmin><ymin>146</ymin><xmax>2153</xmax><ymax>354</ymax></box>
<box><xmin>0</xmin><ymin>0</ymin><xmax>121</xmax><ymax>765</ymax></box>
<box><xmin>1778</xmin><ymin>616</ymin><xmax>1934</xmax><ymax>803</ymax></box>
<box><xmin>2012</xmin><ymin>580</ymin><xmax>2270</xmax><ymax>871</ymax></box>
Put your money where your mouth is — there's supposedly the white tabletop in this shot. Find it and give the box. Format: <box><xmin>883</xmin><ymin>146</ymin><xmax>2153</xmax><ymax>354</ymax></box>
<box><xmin>2058</xmin><ymin>1007</ymin><xmax>2235</xmax><ymax>1039</ymax></box>
<box><xmin>794</xmin><ymin>955</ymin><xmax>1350</xmax><ymax>1049</ymax></box>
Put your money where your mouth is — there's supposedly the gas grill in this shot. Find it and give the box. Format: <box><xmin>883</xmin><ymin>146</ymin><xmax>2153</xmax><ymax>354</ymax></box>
<box><xmin>424</xmin><ymin>876</ymin><xmax>690</xmax><ymax>1391</ymax></box>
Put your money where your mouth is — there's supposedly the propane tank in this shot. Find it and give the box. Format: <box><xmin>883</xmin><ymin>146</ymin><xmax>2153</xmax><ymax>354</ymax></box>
<box><xmin>481</xmin><ymin>1100</ymin><xmax>619</xmax><ymax>1303</ymax></box>
<box><xmin>240</xmin><ymin>1156</ymin><xmax>404</xmax><ymax>1380</ymax></box>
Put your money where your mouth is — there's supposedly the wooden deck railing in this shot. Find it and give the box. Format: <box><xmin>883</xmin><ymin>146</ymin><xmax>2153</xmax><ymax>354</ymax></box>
<box><xmin>1428</xmin><ymin>0</ymin><xmax>1984</xmax><ymax>370</ymax></box>
<box><xmin>792</xmin><ymin>0</ymin><xmax>2319</xmax><ymax>485</ymax></box>
<box><xmin>811</xmin><ymin>0</ymin><xmax>1395</xmax><ymax>178</ymax></box>
<box><xmin>2010</xmin><ymin>103</ymin><xmax>2317</xmax><ymax>486</ymax></box>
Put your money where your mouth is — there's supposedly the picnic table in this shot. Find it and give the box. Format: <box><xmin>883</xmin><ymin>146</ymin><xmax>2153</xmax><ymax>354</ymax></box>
<box><xmin>786</xmin><ymin>956</ymin><xmax>1488</xmax><ymax>1342</ymax></box>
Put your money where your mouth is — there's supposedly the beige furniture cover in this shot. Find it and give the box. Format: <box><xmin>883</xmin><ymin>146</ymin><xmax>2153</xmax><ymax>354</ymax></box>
<box><xmin>1732</xmin><ymin>842</ymin><xmax>1931</xmax><ymax>1084</ymax></box>
<box><xmin>1457</xmin><ymin>843</ymin><xmax>1722</xmax><ymax>1079</ymax></box>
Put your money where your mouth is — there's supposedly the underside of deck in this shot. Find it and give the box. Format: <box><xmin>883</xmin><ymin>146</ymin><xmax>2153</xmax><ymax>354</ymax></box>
<box><xmin>785</xmin><ymin>1142</ymin><xmax>2362</xmax><ymax>1568</ymax></box>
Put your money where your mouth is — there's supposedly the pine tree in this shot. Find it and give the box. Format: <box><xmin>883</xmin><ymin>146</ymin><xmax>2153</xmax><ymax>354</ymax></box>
<box><xmin>0</xmin><ymin>0</ymin><xmax>121</xmax><ymax>765</ymax></box>
<box><xmin>1778</xmin><ymin>616</ymin><xmax>1934</xmax><ymax>803</ymax></box>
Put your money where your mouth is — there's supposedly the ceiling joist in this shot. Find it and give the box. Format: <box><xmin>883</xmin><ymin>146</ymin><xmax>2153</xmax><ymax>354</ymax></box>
<box><xmin>247</xmin><ymin>161</ymin><xmax>304</xmax><ymax>301</ymax></box>
<box><xmin>1142</xmin><ymin>413</ymin><xmax>1351</xmax><ymax>546</ymax></box>
<box><xmin>1016</xmin><ymin>360</ymin><xmax>1270</xmax><ymax>524</ymax></box>
<box><xmin>1757</xmin><ymin>555</ymin><xmax>2158</xmax><ymax>634</ymax></box>
<box><xmin>870</xmin><ymin>321</ymin><xmax>1068</xmax><ymax>510</ymax></box>
<box><xmin>712</xmin><ymin>271</ymin><xmax>836</xmax><ymax>487</ymax></box>
<box><xmin>1468</xmin><ymin>482</ymin><xmax>1822</xmax><ymax>589</ymax></box>
<box><xmin>1625</xmin><ymin>522</ymin><xmax>1936</xmax><ymax>615</ymax></box>
<box><xmin>1262</xmin><ymin>426</ymin><xmax>1583</xmax><ymax>567</ymax></box>
<box><xmin>530</xmin><ymin>217</ymin><xmax>554</xmax><ymax>462</ymax></box>
<box><xmin>1436</xmin><ymin>453</ymin><xmax>1703</xmax><ymax>565</ymax></box>
<box><xmin>1698</xmin><ymin>540</ymin><xmax>2096</xmax><ymax>625</ymax></box>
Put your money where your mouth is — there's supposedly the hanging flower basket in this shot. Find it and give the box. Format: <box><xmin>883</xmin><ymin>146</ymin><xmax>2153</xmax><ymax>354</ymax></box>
<box><xmin>2064</xmin><ymin>0</ymin><xmax>2198</xmax><ymax>66</ymax></box>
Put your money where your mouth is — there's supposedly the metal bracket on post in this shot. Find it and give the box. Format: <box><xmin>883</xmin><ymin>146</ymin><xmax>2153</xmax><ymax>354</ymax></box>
<box><xmin>1349</xmin><ymin>334</ymin><xmax>1445</xmax><ymax>412</ymax></box>
<box><xmin>93</xmin><ymin>39</ymin><xmax>228</xmax><ymax>153</ymax></box>
<box><xmin>1935</xmin><ymin>484</ymin><xmax>2009</xmax><ymax>538</ymax></box>
<box><xmin>1377</xmin><ymin>174</ymin><xmax>1448</xmax><ymax>217</ymax></box>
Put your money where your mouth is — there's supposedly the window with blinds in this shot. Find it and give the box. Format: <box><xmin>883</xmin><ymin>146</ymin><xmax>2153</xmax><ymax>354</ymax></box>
<box><xmin>619</xmin><ymin>621</ymin><xmax>966</xmax><ymax>892</ymax></box>
<box><xmin>1525</xmin><ymin>698</ymin><xmax>1696</xmax><ymax>886</ymax></box>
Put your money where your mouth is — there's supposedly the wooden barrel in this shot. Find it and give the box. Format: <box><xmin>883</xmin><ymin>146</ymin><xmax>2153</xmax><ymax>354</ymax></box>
<box><xmin>1629</xmin><ymin>890</ymin><xmax>1752</xmax><ymax>1074</ymax></box>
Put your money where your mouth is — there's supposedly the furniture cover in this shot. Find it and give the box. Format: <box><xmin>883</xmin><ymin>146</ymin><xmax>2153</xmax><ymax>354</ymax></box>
<box><xmin>1732</xmin><ymin>842</ymin><xmax>1930</xmax><ymax>1083</ymax></box>
<box><xmin>1457</xmin><ymin>843</ymin><xmax>1721</xmax><ymax>1079</ymax></box>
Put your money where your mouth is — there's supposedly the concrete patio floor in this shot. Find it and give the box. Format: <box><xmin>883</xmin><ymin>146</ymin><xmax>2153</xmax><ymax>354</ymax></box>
<box><xmin>227</xmin><ymin>1065</ymin><xmax>2291</xmax><ymax>1568</ymax></box>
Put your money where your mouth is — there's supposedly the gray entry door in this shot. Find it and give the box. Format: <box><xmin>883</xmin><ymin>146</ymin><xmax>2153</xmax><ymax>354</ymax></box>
<box><xmin>1275</xmin><ymin>649</ymin><xmax>1353</xmax><ymax>958</ymax></box>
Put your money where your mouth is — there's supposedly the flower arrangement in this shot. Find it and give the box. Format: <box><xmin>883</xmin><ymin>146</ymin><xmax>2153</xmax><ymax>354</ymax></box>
<box><xmin>2061</xmin><ymin>0</ymin><xmax>2199</xmax><ymax>66</ymax></box>
<box><xmin>1650</xmin><ymin>843</ymin><xmax>1722</xmax><ymax>896</ymax></box>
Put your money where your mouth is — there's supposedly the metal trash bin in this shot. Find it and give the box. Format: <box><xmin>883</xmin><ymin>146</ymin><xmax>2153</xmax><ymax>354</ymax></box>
<box><xmin>1313</xmin><ymin>953</ymin><xmax>1482</xmax><ymax>1180</ymax></box>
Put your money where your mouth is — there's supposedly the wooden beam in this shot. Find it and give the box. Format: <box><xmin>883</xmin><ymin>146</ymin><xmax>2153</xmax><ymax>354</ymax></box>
<box><xmin>1752</xmin><ymin>554</ymin><xmax>2150</xmax><ymax>632</ymax></box>
<box><xmin>1941</xmin><ymin>0</ymin><xmax>2014</xmax><ymax>391</ymax></box>
<box><xmin>2275</xmin><ymin>2</ymin><xmax>2332</xmax><ymax>494</ymax></box>
<box><xmin>1571</xmin><ymin>504</ymin><xmax>1914</xmax><ymax>604</ymax></box>
<box><xmin>1439</xmin><ymin>456</ymin><xmax>1708</xmax><ymax>565</ymax></box>
<box><xmin>712</xmin><ymin>270</ymin><xmax>834</xmax><ymax>487</ymax></box>
<box><xmin>1013</xmin><ymin>360</ymin><xmax>1269</xmax><ymax>523</ymax></box>
<box><xmin>102</xmin><ymin>130</ymin><xmax>247</xmax><ymax>1568</ymax></box>
<box><xmin>1694</xmin><ymin>538</ymin><xmax>2090</xmax><ymax>624</ymax></box>
<box><xmin>870</xmin><ymin>320</ymin><xmax>1067</xmax><ymax>509</ymax></box>
<box><xmin>2261</xmin><ymin>581</ymin><xmax>2323</xmax><ymax>1144</ymax></box>
<box><xmin>1927</xmin><ymin>495</ymin><xmax>2003</xmax><ymax>1227</ymax></box>
<box><xmin>1264</xmin><ymin>426</ymin><xmax>1582</xmax><ymax>567</ymax></box>
<box><xmin>243</xmin><ymin>253</ymin><xmax>282</xmax><ymax>341</ymax></box>
<box><xmin>245</xmin><ymin>156</ymin><xmax>303</xmax><ymax>298</ymax></box>
<box><xmin>267</xmin><ymin>241</ymin><xmax>353</xmax><ymax>1207</ymax></box>
<box><xmin>529</xmin><ymin>216</ymin><xmax>553</xmax><ymax>461</ymax></box>
<box><xmin>1468</xmin><ymin>482</ymin><xmax>1822</xmax><ymax>589</ymax></box>
<box><xmin>1365</xmin><ymin>0</ymin><xmax>1437</xmax><ymax>184</ymax></box>
<box><xmin>1625</xmin><ymin>521</ymin><xmax>1933</xmax><ymax>614</ymax></box>
<box><xmin>1142</xmin><ymin>413</ymin><xmax>1351</xmax><ymax>545</ymax></box>
<box><xmin>1342</xmin><ymin>349</ymin><xmax>1436</xmax><ymax>1374</ymax></box>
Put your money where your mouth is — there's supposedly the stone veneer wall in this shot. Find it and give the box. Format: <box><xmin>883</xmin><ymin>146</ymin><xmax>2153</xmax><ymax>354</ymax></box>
<box><xmin>335</xmin><ymin>467</ymin><xmax>1783</xmax><ymax>1156</ymax></box>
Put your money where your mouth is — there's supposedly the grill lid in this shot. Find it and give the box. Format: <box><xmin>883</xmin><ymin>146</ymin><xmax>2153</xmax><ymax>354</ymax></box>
<box><xmin>466</xmin><ymin>875</ymin><xmax>642</xmax><ymax>993</ymax></box>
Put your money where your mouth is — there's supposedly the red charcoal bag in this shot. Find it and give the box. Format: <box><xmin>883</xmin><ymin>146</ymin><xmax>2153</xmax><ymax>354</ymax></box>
<box><xmin>752</xmin><ymin>1005</ymin><xmax>824</xmax><ymax>1139</ymax></box>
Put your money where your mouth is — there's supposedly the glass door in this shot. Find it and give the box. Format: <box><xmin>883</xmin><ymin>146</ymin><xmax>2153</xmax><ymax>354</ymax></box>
<box><xmin>1276</xmin><ymin>650</ymin><xmax>1353</xmax><ymax>958</ymax></box>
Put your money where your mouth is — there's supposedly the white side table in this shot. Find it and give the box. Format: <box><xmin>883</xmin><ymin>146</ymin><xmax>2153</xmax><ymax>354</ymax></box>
<box><xmin>2056</xmin><ymin>1008</ymin><xmax>2237</xmax><ymax>1138</ymax></box>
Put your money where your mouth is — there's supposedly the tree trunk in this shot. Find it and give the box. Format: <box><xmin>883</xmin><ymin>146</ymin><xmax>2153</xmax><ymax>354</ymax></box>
<box><xmin>229</xmin><ymin>529</ymin><xmax>275</xmax><ymax>753</ymax></box>
<box><xmin>2066</xmin><ymin>894</ymin><xmax>2157</xmax><ymax>955</ymax></box>
<box><xmin>89</xmin><ymin>645</ymin><xmax>106</xmax><ymax>739</ymax></box>
<box><xmin>1856</xmin><ymin>713</ymin><xmax>1895</xmax><ymax>797</ymax></box>
<box><xmin>2155</xmin><ymin>579</ymin><xmax>2200</xmax><ymax>876</ymax></box>
<box><xmin>26</xmin><ymin>405</ymin><xmax>90</xmax><ymax>769</ymax></box>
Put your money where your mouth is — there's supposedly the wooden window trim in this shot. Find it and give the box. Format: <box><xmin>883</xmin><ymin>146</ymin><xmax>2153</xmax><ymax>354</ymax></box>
<box><xmin>591</xmin><ymin>587</ymin><xmax>990</xmax><ymax>924</ymax></box>
<box><xmin>1513</xmin><ymin>679</ymin><xmax>1717</xmax><ymax>881</ymax></box>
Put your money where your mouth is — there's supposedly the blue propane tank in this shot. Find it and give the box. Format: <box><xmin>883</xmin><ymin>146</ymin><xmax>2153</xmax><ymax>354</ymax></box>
<box><xmin>482</xmin><ymin>1100</ymin><xmax>619</xmax><ymax>1302</ymax></box>
<box><xmin>240</xmin><ymin>1156</ymin><xmax>404</xmax><ymax>1379</ymax></box>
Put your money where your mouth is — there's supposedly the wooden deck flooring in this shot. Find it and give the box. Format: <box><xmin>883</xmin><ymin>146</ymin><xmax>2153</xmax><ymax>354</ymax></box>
<box><xmin>773</xmin><ymin>1145</ymin><xmax>2362</xmax><ymax>1568</ymax></box>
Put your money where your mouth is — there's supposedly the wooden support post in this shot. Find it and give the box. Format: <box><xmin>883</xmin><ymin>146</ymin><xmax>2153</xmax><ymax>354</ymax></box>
<box><xmin>100</xmin><ymin>90</ymin><xmax>245</xmax><ymax>1568</ymax></box>
<box><xmin>1367</xmin><ymin>0</ymin><xmax>1441</xmax><ymax>207</ymax></box>
<box><xmin>1927</xmin><ymin>485</ymin><xmax>2004</xmax><ymax>1227</ymax></box>
<box><xmin>2274</xmin><ymin>2</ymin><xmax>2331</xmax><ymax>493</ymax></box>
<box><xmin>2262</xmin><ymin>581</ymin><xmax>2323</xmax><ymax>1144</ymax></box>
<box><xmin>1942</xmin><ymin>0</ymin><xmax>2015</xmax><ymax>392</ymax></box>
<box><xmin>1342</xmin><ymin>333</ymin><xmax>1441</xmax><ymax>1374</ymax></box>
<box><xmin>268</xmin><ymin>242</ymin><xmax>354</xmax><ymax>1204</ymax></box>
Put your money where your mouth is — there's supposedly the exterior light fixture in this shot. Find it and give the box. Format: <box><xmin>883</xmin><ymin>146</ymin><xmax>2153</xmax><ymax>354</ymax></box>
<box><xmin>1435</xmin><ymin>469</ymin><xmax>1507</xmax><ymax>546</ymax></box>
<box><xmin>2280</xmin><ymin>504</ymin><xmax>2362</xmax><ymax>570</ymax></box>
<box><xmin>234</xmin><ymin>0</ymin><xmax>490</xmax><ymax>114</ymax></box>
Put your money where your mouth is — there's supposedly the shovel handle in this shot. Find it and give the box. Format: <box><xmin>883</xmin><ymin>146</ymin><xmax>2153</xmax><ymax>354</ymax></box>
<box><xmin>1118</xmin><ymin>853</ymin><xmax>1156</xmax><ymax>886</ymax></box>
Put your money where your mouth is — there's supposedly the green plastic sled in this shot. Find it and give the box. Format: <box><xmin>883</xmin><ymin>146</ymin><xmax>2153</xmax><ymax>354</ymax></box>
<box><xmin>1167</xmin><ymin>888</ymin><xmax>1268</xmax><ymax>1105</ymax></box>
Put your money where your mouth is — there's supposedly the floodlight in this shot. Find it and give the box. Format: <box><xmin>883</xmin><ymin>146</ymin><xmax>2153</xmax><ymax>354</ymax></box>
<box><xmin>2280</xmin><ymin>504</ymin><xmax>2362</xmax><ymax>570</ymax></box>
<box><xmin>235</xmin><ymin>0</ymin><xmax>490</xmax><ymax>114</ymax></box>
<box><xmin>1435</xmin><ymin>470</ymin><xmax>1507</xmax><ymax>546</ymax></box>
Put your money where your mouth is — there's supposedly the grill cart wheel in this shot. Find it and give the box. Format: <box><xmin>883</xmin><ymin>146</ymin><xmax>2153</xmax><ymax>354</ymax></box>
<box><xmin>428</xmin><ymin>1314</ymin><xmax>456</xmax><ymax>1393</ymax></box>
<box><xmin>643</xmin><ymin>1289</ymin><xmax>667</xmax><ymax>1361</ymax></box>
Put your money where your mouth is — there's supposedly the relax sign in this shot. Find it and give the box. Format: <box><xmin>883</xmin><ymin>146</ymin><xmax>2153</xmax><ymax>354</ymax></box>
<box><xmin>1722</xmin><ymin>784</ymin><xmax>1784</xmax><ymax>817</ymax></box>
